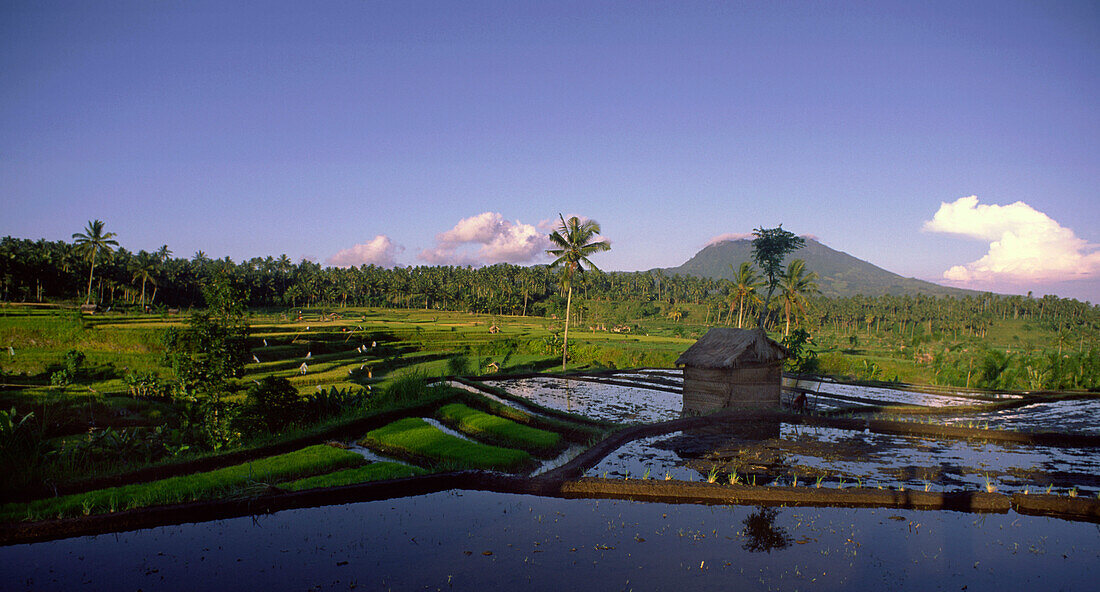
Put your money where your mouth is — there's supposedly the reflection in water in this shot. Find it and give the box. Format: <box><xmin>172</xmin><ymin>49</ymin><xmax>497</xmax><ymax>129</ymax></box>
<box><xmin>740</xmin><ymin>506</ymin><xmax>793</xmax><ymax>553</ymax></box>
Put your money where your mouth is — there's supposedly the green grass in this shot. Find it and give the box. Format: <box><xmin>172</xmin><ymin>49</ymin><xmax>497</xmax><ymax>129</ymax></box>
<box><xmin>436</xmin><ymin>403</ymin><xmax>562</xmax><ymax>456</ymax></box>
<box><xmin>359</xmin><ymin>417</ymin><xmax>533</xmax><ymax>472</ymax></box>
<box><xmin>280</xmin><ymin>461</ymin><xmax>428</xmax><ymax>491</ymax></box>
<box><xmin>0</xmin><ymin>444</ymin><xmax>363</xmax><ymax>522</ymax></box>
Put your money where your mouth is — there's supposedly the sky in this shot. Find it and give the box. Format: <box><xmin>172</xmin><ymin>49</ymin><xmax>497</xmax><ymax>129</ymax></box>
<box><xmin>2</xmin><ymin>1</ymin><xmax>1098</xmax><ymax>301</ymax></box>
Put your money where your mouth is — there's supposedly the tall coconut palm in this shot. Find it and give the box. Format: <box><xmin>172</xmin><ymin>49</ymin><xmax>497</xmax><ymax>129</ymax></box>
<box><xmin>778</xmin><ymin>259</ymin><xmax>820</xmax><ymax>336</ymax></box>
<box><xmin>72</xmin><ymin>220</ymin><xmax>119</xmax><ymax>305</ymax></box>
<box><xmin>131</xmin><ymin>252</ymin><xmax>157</xmax><ymax>309</ymax></box>
<box><xmin>546</xmin><ymin>214</ymin><xmax>611</xmax><ymax>371</ymax></box>
<box><xmin>728</xmin><ymin>262</ymin><xmax>763</xmax><ymax>328</ymax></box>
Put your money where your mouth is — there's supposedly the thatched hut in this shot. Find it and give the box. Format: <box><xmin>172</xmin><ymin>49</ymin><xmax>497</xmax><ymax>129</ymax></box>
<box><xmin>676</xmin><ymin>328</ymin><xmax>787</xmax><ymax>415</ymax></box>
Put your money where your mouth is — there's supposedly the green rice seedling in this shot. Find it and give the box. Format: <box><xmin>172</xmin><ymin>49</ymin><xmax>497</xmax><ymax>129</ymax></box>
<box><xmin>1046</xmin><ymin>484</ymin><xmax>1053</xmax><ymax>494</ymax></box>
<box><xmin>281</xmin><ymin>462</ymin><xmax>427</xmax><ymax>491</ymax></box>
<box><xmin>707</xmin><ymin>465</ymin><xmax>719</xmax><ymax>484</ymax></box>
<box><xmin>838</xmin><ymin>478</ymin><xmax>845</xmax><ymax>488</ymax></box>
<box><xmin>360</xmin><ymin>417</ymin><xmax>531</xmax><ymax>472</ymax></box>
<box><xmin>924</xmin><ymin>481</ymin><xmax>931</xmax><ymax>492</ymax></box>
<box><xmin>624</xmin><ymin>469</ymin><xmax>630</xmax><ymax>480</ymax></box>
<box><xmin>983</xmin><ymin>474</ymin><xmax>996</xmax><ymax>493</ymax></box>
<box><xmin>856</xmin><ymin>477</ymin><xmax>863</xmax><ymax>488</ymax></box>
<box><xmin>436</xmin><ymin>403</ymin><xmax>562</xmax><ymax>456</ymax></box>
<box><xmin>664</xmin><ymin>471</ymin><xmax>672</xmax><ymax>481</ymax></box>
<box><xmin>815</xmin><ymin>476</ymin><xmax>824</xmax><ymax>488</ymax></box>
<box><xmin>729</xmin><ymin>470</ymin><xmax>741</xmax><ymax>485</ymax></box>
<box><xmin>642</xmin><ymin>467</ymin><xmax>650</xmax><ymax>480</ymax></box>
<box><xmin>791</xmin><ymin>474</ymin><xmax>799</xmax><ymax>487</ymax></box>
<box><xmin>1069</xmin><ymin>487</ymin><xmax>1078</xmax><ymax>498</ymax></box>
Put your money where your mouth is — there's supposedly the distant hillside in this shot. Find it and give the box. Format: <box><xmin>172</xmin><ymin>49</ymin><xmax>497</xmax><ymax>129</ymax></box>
<box><xmin>662</xmin><ymin>238</ymin><xmax>979</xmax><ymax>298</ymax></box>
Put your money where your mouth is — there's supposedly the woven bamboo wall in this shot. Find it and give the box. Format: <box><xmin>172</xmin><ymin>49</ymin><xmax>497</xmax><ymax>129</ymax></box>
<box><xmin>682</xmin><ymin>364</ymin><xmax>782</xmax><ymax>415</ymax></box>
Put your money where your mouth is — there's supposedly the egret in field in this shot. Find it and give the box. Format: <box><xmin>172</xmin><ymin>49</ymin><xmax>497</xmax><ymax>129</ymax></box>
<box><xmin>300</xmin><ymin>363</ymin><xmax>308</xmax><ymax>375</ymax></box>
<box><xmin>263</xmin><ymin>338</ymin><xmax>268</xmax><ymax>347</ymax></box>
<box><xmin>305</xmin><ymin>351</ymin><xmax>312</xmax><ymax>359</ymax></box>
<box><xmin>252</xmin><ymin>354</ymin><xmax>260</xmax><ymax>364</ymax></box>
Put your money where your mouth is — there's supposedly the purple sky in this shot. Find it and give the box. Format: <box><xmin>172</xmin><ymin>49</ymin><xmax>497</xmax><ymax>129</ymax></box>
<box><xmin>2</xmin><ymin>1</ymin><xmax>1098</xmax><ymax>301</ymax></box>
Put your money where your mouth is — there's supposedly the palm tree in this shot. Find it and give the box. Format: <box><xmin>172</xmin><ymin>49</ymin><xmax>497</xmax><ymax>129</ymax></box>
<box><xmin>131</xmin><ymin>252</ymin><xmax>157</xmax><ymax>309</ymax></box>
<box><xmin>547</xmin><ymin>214</ymin><xmax>611</xmax><ymax>371</ymax></box>
<box><xmin>728</xmin><ymin>262</ymin><xmax>763</xmax><ymax>328</ymax></box>
<box><xmin>778</xmin><ymin>259</ymin><xmax>820</xmax><ymax>336</ymax></box>
<box><xmin>72</xmin><ymin>220</ymin><xmax>119</xmax><ymax>305</ymax></box>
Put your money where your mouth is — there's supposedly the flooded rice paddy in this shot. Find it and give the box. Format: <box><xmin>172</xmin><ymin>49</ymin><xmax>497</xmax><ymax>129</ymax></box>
<box><xmin>3</xmin><ymin>371</ymin><xmax>1097</xmax><ymax>590</ymax></box>
<box><xmin>587</xmin><ymin>425</ymin><xmax>1100</xmax><ymax>495</ymax></box>
<box><xmin>3</xmin><ymin>490</ymin><xmax>1096</xmax><ymax>592</ymax></box>
<box><xmin>485</xmin><ymin>376</ymin><xmax>683</xmax><ymax>423</ymax></box>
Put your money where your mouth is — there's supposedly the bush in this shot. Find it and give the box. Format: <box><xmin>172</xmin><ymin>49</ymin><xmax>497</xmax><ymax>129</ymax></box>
<box><xmin>301</xmin><ymin>385</ymin><xmax>367</xmax><ymax>422</ymax></box>
<box><xmin>49</xmin><ymin>349</ymin><xmax>86</xmax><ymax>386</ymax></box>
<box><xmin>782</xmin><ymin>329</ymin><xmax>819</xmax><ymax>374</ymax></box>
<box><xmin>237</xmin><ymin>376</ymin><xmax>303</xmax><ymax>434</ymax></box>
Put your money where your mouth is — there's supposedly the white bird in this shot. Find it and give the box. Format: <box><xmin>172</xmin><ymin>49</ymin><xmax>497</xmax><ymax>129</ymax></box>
<box><xmin>7</xmin><ymin>346</ymin><xmax>13</xmax><ymax>357</ymax></box>
<box><xmin>305</xmin><ymin>351</ymin><xmax>312</xmax><ymax>359</ymax></box>
<box><xmin>252</xmin><ymin>354</ymin><xmax>260</xmax><ymax>364</ymax></box>
<box><xmin>300</xmin><ymin>363</ymin><xmax>309</xmax><ymax>375</ymax></box>
<box><xmin>263</xmin><ymin>339</ymin><xmax>268</xmax><ymax>347</ymax></box>
<box><xmin>371</xmin><ymin>341</ymin><xmax>376</xmax><ymax>348</ymax></box>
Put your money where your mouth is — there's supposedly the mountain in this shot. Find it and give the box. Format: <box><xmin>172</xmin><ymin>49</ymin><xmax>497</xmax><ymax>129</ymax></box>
<box><xmin>662</xmin><ymin>238</ymin><xmax>979</xmax><ymax>298</ymax></box>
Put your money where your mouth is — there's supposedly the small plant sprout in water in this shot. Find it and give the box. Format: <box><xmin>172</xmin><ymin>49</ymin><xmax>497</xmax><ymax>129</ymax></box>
<box><xmin>643</xmin><ymin>467</ymin><xmax>651</xmax><ymax>480</ymax></box>
<box><xmin>665</xmin><ymin>471</ymin><xmax>672</xmax><ymax>481</ymax></box>
<box><xmin>984</xmin><ymin>474</ymin><xmax>996</xmax><ymax>493</ymax></box>
<box><xmin>729</xmin><ymin>469</ymin><xmax>741</xmax><ymax>485</ymax></box>
<box><xmin>707</xmin><ymin>465</ymin><xmax>720</xmax><ymax>484</ymax></box>
<box><xmin>815</xmin><ymin>475</ymin><xmax>824</xmax><ymax>488</ymax></box>
<box><xmin>1068</xmin><ymin>487</ymin><xmax>1078</xmax><ymax>498</ymax></box>
<box><xmin>1046</xmin><ymin>484</ymin><xmax>1053</xmax><ymax>494</ymax></box>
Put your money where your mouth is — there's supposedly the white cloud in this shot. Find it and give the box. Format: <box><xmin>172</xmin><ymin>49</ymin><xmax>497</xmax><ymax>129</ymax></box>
<box><xmin>419</xmin><ymin>212</ymin><xmax>551</xmax><ymax>266</ymax></box>
<box><xmin>923</xmin><ymin>196</ymin><xmax>1100</xmax><ymax>284</ymax></box>
<box><xmin>704</xmin><ymin>232</ymin><xmax>752</xmax><ymax>247</ymax></box>
<box><xmin>327</xmin><ymin>235</ymin><xmax>403</xmax><ymax>268</ymax></box>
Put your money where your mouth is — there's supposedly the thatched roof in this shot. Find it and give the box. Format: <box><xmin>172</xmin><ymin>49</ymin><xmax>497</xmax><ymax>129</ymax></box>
<box><xmin>675</xmin><ymin>328</ymin><xmax>786</xmax><ymax>368</ymax></box>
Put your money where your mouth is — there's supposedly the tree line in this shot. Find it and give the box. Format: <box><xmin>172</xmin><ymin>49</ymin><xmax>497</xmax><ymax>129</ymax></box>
<box><xmin>2</xmin><ymin>230</ymin><xmax>1097</xmax><ymax>339</ymax></box>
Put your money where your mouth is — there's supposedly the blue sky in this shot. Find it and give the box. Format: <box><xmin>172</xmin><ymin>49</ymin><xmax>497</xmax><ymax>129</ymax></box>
<box><xmin>2</xmin><ymin>1</ymin><xmax>1098</xmax><ymax>301</ymax></box>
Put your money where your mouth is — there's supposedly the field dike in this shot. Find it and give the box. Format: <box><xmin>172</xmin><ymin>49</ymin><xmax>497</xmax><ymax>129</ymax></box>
<box><xmin>3</xmin><ymin>406</ymin><xmax>1097</xmax><ymax>546</ymax></box>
